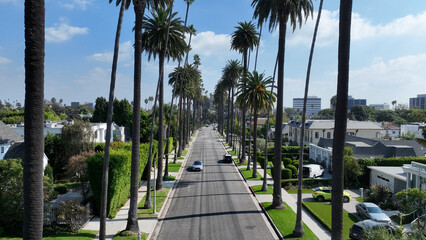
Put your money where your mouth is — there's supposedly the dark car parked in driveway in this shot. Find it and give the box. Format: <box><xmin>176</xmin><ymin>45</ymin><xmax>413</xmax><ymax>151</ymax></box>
<box><xmin>356</xmin><ymin>202</ymin><xmax>391</xmax><ymax>223</ymax></box>
<box><xmin>223</xmin><ymin>154</ymin><xmax>233</xmax><ymax>163</ymax></box>
<box><xmin>349</xmin><ymin>220</ymin><xmax>396</xmax><ymax>240</ymax></box>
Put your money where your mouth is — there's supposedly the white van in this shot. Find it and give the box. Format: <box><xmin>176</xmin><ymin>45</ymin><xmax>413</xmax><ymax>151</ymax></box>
<box><xmin>302</xmin><ymin>164</ymin><xmax>324</xmax><ymax>178</ymax></box>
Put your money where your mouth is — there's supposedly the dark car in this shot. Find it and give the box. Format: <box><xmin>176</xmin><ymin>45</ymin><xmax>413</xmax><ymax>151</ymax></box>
<box><xmin>223</xmin><ymin>154</ymin><xmax>233</xmax><ymax>163</ymax></box>
<box><xmin>349</xmin><ymin>220</ymin><xmax>396</xmax><ymax>240</ymax></box>
<box><xmin>356</xmin><ymin>202</ymin><xmax>391</xmax><ymax>223</ymax></box>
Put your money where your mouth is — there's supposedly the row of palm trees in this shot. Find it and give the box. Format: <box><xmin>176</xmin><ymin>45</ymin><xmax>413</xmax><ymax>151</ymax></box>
<box><xmin>23</xmin><ymin>0</ymin><xmax>351</xmax><ymax>239</ymax></box>
<box><xmin>214</xmin><ymin>0</ymin><xmax>352</xmax><ymax>239</ymax></box>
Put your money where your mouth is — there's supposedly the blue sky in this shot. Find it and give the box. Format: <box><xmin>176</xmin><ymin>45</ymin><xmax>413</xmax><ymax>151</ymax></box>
<box><xmin>1</xmin><ymin>0</ymin><xmax>426</xmax><ymax>109</ymax></box>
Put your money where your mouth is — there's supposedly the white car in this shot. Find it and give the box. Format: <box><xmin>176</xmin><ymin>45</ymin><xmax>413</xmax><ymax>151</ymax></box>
<box><xmin>192</xmin><ymin>161</ymin><xmax>203</xmax><ymax>171</ymax></box>
<box><xmin>356</xmin><ymin>202</ymin><xmax>391</xmax><ymax>223</ymax></box>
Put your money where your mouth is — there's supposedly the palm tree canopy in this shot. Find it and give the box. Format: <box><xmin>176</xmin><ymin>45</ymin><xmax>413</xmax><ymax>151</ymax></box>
<box><xmin>168</xmin><ymin>63</ymin><xmax>201</xmax><ymax>96</ymax></box>
<box><xmin>251</xmin><ymin>0</ymin><xmax>313</xmax><ymax>32</ymax></box>
<box><xmin>230</xmin><ymin>21</ymin><xmax>259</xmax><ymax>53</ymax></box>
<box><xmin>142</xmin><ymin>6</ymin><xmax>187</xmax><ymax>62</ymax></box>
<box><xmin>222</xmin><ymin>60</ymin><xmax>242</xmax><ymax>89</ymax></box>
<box><xmin>110</xmin><ymin>0</ymin><xmax>172</xmax><ymax>10</ymax></box>
<box><xmin>236</xmin><ymin>71</ymin><xmax>276</xmax><ymax>113</ymax></box>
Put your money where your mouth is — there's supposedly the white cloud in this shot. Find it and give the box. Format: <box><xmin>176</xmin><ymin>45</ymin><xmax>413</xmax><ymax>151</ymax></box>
<box><xmin>60</xmin><ymin>0</ymin><xmax>93</xmax><ymax>10</ymax></box>
<box><xmin>349</xmin><ymin>53</ymin><xmax>426</xmax><ymax>104</ymax></box>
<box><xmin>287</xmin><ymin>10</ymin><xmax>426</xmax><ymax>47</ymax></box>
<box><xmin>0</xmin><ymin>56</ymin><xmax>12</xmax><ymax>64</ymax></box>
<box><xmin>88</xmin><ymin>41</ymin><xmax>133</xmax><ymax>62</ymax></box>
<box><xmin>191</xmin><ymin>31</ymin><xmax>232</xmax><ymax>58</ymax></box>
<box><xmin>46</xmin><ymin>18</ymin><xmax>88</xmax><ymax>43</ymax></box>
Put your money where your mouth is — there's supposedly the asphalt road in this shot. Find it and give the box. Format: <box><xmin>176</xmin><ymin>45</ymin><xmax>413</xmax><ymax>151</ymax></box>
<box><xmin>155</xmin><ymin>127</ymin><xmax>276</xmax><ymax>240</ymax></box>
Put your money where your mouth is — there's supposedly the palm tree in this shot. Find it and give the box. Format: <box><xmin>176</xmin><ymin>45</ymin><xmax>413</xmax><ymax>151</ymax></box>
<box><xmin>142</xmin><ymin>5</ymin><xmax>187</xmax><ymax>190</ymax></box>
<box><xmin>332</xmin><ymin>1</ymin><xmax>352</xmax><ymax>239</ymax></box>
<box><xmin>293</xmin><ymin>0</ymin><xmax>323</xmax><ymax>237</ymax></box>
<box><xmin>237</xmin><ymin>71</ymin><xmax>275</xmax><ymax>179</ymax></box>
<box><xmin>231</xmin><ymin>21</ymin><xmax>259</xmax><ymax>164</ymax></box>
<box><xmin>23</xmin><ymin>0</ymin><xmax>45</xmax><ymax>238</ymax></box>
<box><xmin>252</xmin><ymin>0</ymin><xmax>313</xmax><ymax>209</ymax></box>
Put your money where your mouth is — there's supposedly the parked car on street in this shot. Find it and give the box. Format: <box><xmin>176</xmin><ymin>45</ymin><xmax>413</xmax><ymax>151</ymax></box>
<box><xmin>312</xmin><ymin>186</ymin><xmax>351</xmax><ymax>202</ymax></box>
<box><xmin>223</xmin><ymin>154</ymin><xmax>233</xmax><ymax>163</ymax></box>
<box><xmin>302</xmin><ymin>164</ymin><xmax>324</xmax><ymax>178</ymax></box>
<box><xmin>192</xmin><ymin>161</ymin><xmax>203</xmax><ymax>171</ymax></box>
<box><xmin>356</xmin><ymin>202</ymin><xmax>391</xmax><ymax>223</ymax></box>
<box><xmin>349</xmin><ymin>219</ymin><xmax>396</xmax><ymax>240</ymax></box>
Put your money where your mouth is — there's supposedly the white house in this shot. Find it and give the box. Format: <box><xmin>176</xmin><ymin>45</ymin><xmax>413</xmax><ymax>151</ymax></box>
<box><xmin>91</xmin><ymin>123</ymin><xmax>126</xmax><ymax>143</ymax></box>
<box><xmin>401</xmin><ymin>124</ymin><xmax>425</xmax><ymax>139</ymax></box>
<box><xmin>403</xmin><ymin>161</ymin><xmax>426</xmax><ymax>191</ymax></box>
<box><xmin>288</xmin><ymin>119</ymin><xmax>383</xmax><ymax>145</ymax></box>
<box><xmin>0</xmin><ymin>120</ymin><xmax>24</xmax><ymax>160</ymax></box>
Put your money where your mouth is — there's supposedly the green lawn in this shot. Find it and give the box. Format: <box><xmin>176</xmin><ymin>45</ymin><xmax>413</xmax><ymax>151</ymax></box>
<box><xmin>112</xmin><ymin>231</ymin><xmax>148</xmax><ymax>240</ymax></box>
<box><xmin>355</xmin><ymin>197</ymin><xmax>364</xmax><ymax>202</ymax></box>
<box><xmin>0</xmin><ymin>230</ymin><xmax>98</xmax><ymax>240</ymax></box>
<box><xmin>263</xmin><ymin>202</ymin><xmax>318</xmax><ymax>240</ymax></box>
<box><xmin>177</xmin><ymin>156</ymin><xmax>184</xmax><ymax>159</ymax></box>
<box><xmin>228</xmin><ymin>150</ymin><xmax>237</xmax><ymax>156</ymax></box>
<box><xmin>251</xmin><ymin>184</ymin><xmax>273</xmax><ymax>194</ymax></box>
<box><xmin>182</xmin><ymin>149</ymin><xmax>188</xmax><ymax>156</ymax></box>
<box><xmin>163</xmin><ymin>175</ymin><xmax>176</xmax><ymax>181</ymax></box>
<box><xmin>302</xmin><ymin>201</ymin><xmax>359</xmax><ymax>239</ymax></box>
<box><xmin>165</xmin><ymin>162</ymin><xmax>182</xmax><ymax>172</ymax></box>
<box><xmin>286</xmin><ymin>189</ymin><xmax>313</xmax><ymax>194</ymax></box>
<box><xmin>137</xmin><ymin>187</ymin><xmax>170</xmax><ymax>219</ymax></box>
<box><xmin>240</xmin><ymin>168</ymin><xmax>262</xmax><ymax>180</ymax></box>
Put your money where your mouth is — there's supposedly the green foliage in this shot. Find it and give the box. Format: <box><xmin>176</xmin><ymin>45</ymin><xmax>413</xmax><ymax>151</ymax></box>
<box><xmin>315</xmin><ymin>108</ymin><xmax>334</xmax><ymax>119</ymax></box>
<box><xmin>349</xmin><ymin>105</ymin><xmax>376</xmax><ymax>121</ymax></box>
<box><xmin>86</xmin><ymin>142</ymin><xmax>156</xmax><ymax>217</ymax></box>
<box><xmin>343</xmin><ymin>147</ymin><xmax>363</xmax><ymax>184</ymax></box>
<box><xmin>394</xmin><ymin>188</ymin><xmax>426</xmax><ymax>215</ymax></box>
<box><xmin>92</xmin><ymin>97</ymin><xmax>108</xmax><ymax>123</ymax></box>
<box><xmin>266</xmin><ymin>146</ymin><xmax>309</xmax><ymax>161</ymax></box>
<box><xmin>44</xmin><ymin>106</ymin><xmax>62</xmax><ymax>121</ymax></box>
<box><xmin>55</xmin><ymin>200</ymin><xmax>89</xmax><ymax>233</ymax></box>
<box><xmin>281</xmin><ymin>178</ymin><xmax>332</xmax><ymax>189</ymax></box>
<box><xmin>282</xmin><ymin>168</ymin><xmax>292</xmax><ymax>179</ymax></box>
<box><xmin>112</xmin><ymin>98</ymin><xmax>132</xmax><ymax>127</ymax></box>
<box><xmin>292</xmin><ymin>160</ymin><xmax>299</xmax><ymax>168</ymax></box>
<box><xmin>286</xmin><ymin>164</ymin><xmax>297</xmax><ymax>177</ymax></box>
<box><xmin>0</xmin><ymin>159</ymin><xmax>24</xmax><ymax>234</ymax></box>
<box><xmin>403</xmin><ymin>130</ymin><xmax>417</xmax><ymax>140</ymax></box>
<box><xmin>365</xmin><ymin>184</ymin><xmax>392</xmax><ymax>205</ymax></box>
<box><xmin>44</xmin><ymin>163</ymin><xmax>54</xmax><ymax>182</ymax></box>
<box><xmin>282</xmin><ymin>158</ymin><xmax>292</xmax><ymax>166</ymax></box>
<box><xmin>362</xmin><ymin>226</ymin><xmax>402</xmax><ymax>240</ymax></box>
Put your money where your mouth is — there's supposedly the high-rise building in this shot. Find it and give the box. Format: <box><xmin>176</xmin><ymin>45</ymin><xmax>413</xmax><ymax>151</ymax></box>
<box><xmin>293</xmin><ymin>96</ymin><xmax>321</xmax><ymax>116</ymax></box>
<box><xmin>347</xmin><ymin>95</ymin><xmax>366</xmax><ymax>110</ymax></box>
<box><xmin>370</xmin><ymin>104</ymin><xmax>390</xmax><ymax>110</ymax></box>
<box><xmin>409</xmin><ymin>94</ymin><xmax>426</xmax><ymax>109</ymax></box>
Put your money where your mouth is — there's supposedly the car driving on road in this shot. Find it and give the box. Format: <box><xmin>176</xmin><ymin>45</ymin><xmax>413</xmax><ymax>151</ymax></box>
<box><xmin>312</xmin><ymin>186</ymin><xmax>351</xmax><ymax>202</ymax></box>
<box><xmin>356</xmin><ymin>202</ymin><xmax>391</xmax><ymax>223</ymax></box>
<box><xmin>223</xmin><ymin>154</ymin><xmax>233</xmax><ymax>163</ymax></box>
<box><xmin>192</xmin><ymin>161</ymin><xmax>203</xmax><ymax>171</ymax></box>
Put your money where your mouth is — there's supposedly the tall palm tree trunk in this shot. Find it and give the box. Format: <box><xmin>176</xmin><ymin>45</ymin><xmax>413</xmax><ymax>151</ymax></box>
<box><xmin>177</xmin><ymin>86</ymin><xmax>184</xmax><ymax>156</ymax></box>
<box><xmin>226</xmin><ymin>88</ymin><xmax>231</xmax><ymax>143</ymax></box>
<box><xmin>125</xmin><ymin>0</ymin><xmax>146</xmax><ymax>233</ymax></box>
<box><xmin>192</xmin><ymin>100</ymin><xmax>196</xmax><ymax>133</ymax></box>
<box><xmin>240</xmin><ymin>50</ymin><xmax>248</xmax><ymax>162</ymax></box>
<box><xmin>186</xmin><ymin>97</ymin><xmax>191</xmax><ymax>144</ymax></box>
<box><xmin>247</xmin><ymin>114</ymin><xmax>252</xmax><ymax>170</ymax></box>
<box><xmin>252</xmin><ymin>111</ymin><xmax>258</xmax><ymax>178</ymax></box>
<box><xmin>231</xmin><ymin>87</ymin><xmax>235</xmax><ymax>149</ymax></box>
<box><xmin>165</xmin><ymin>95</ymin><xmax>175</xmax><ymax>177</ymax></box>
<box><xmin>156</xmin><ymin>51</ymin><xmax>166</xmax><ymax>190</ymax></box>
<box><xmin>294</xmin><ymin>0</ymin><xmax>324</xmax><ymax>237</ymax></box>
<box><xmin>272</xmin><ymin>8</ymin><xmax>287</xmax><ymax>209</ymax></box>
<box><xmin>23</xmin><ymin>1</ymin><xmax>45</xmax><ymax>238</ymax></box>
<box><xmin>332</xmin><ymin>1</ymin><xmax>352</xmax><ymax>239</ymax></box>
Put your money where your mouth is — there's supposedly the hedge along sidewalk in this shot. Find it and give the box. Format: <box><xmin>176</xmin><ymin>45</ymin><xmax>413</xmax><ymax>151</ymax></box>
<box><xmin>147</xmin><ymin>130</ymin><xmax>199</xmax><ymax>240</ymax></box>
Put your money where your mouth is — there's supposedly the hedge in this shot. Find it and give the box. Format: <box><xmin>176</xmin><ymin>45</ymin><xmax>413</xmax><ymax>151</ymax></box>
<box><xmin>265</xmin><ymin>146</ymin><xmax>309</xmax><ymax>161</ymax></box>
<box><xmin>287</xmin><ymin>164</ymin><xmax>297</xmax><ymax>176</ymax></box>
<box><xmin>86</xmin><ymin>142</ymin><xmax>156</xmax><ymax>218</ymax></box>
<box><xmin>282</xmin><ymin>168</ymin><xmax>292</xmax><ymax>179</ymax></box>
<box><xmin>281</xmin><ymin>178</ymin><xmax>332</xmax><ymax>189</ymax></box>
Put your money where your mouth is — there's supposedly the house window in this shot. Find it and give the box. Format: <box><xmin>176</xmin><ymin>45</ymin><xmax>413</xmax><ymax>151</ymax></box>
<box><xmin>315</xmin><ymin>132</ymin><xmax>319</xmax><ymax>138</ymax></box>
<box><xmin>1</xmin><ymin>146</ymin><xmax>3</xmax><ymax>153</ymax></box>
<box><xmin>327</xmin><ymin>132</ymin><xmax>331</xmax><ymax>138</ymax></box>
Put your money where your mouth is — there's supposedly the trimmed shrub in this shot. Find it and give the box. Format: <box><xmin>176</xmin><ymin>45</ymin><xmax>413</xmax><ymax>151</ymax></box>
<box><xmin>292</xmin><ymin>160</ymin><xmax>299</xmax><ymax>169</ymax></box>
<box><xmin>283</xmin><ymin>158</ymin><xmax>292</xmax><ymax>166</ymax></box>
<box><xmin>365</xmin><ymin>184</ymin><xmax>392</xmax><ymax>204</ymax></box>
<box><xmin>282</xmin><ymin>168</ymin><xmax>292</xmax><ymax>179</ymax></box>
<box><xmin>54</xmin><ymin>186</ymin><xmax>68</xmax><ymax>194</ymax></box>
<box><xmin>55</xmin><ymin>200</ymin><xmax>89</xmax><ymax>233</ymax></box>
<box><xmin>282</xmin><ymin>178</ymin><xmax>332</xmax><ymax>189</ymax></box>
<box><xmin>287</xmin><ymin>164</ymin><xmax>297</xmax><ymax>177</ymax></box>
<box><xmin>86</xmin><ymin>142</ymin><xmax>154</xmax><ymax>218</ymax></box>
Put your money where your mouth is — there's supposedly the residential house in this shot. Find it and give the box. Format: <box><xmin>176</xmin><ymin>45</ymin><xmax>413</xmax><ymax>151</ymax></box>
<box><xmin>0</xmin><ymin>120</ymin><xmax>24</xmax><ymax>160</ymax></box>
<box><xmin>309</xmin><ymin>135</ymin><xmax>426</xmax><ymax>171</ymax></box>
<box><xmin>4</xmin><ymin>142</ymin><xmax>49</xmax><ymax>169</ymax></box>
<box><xmin>379</xmin><ymin>122</ymin><xmax>400</xmax><ymax>139</ymax></box>
<box><xmin>401</xmin><ymin>123</ymin><xmax>425</xmax><ymax>139</ymax></box>
<box><xmin>288</xmin><ymin>119</ymin><xmax>383</xmax><ymax>146</ymax></box>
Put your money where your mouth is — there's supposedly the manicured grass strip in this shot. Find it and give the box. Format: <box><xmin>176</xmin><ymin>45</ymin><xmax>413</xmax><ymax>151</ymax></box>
<box><xmin>240</xmin><ymin>168</ymin><xmax>262</xmax><ymax>180</ymax></box>
<box><xmin>113</xmin><ymin>231</ymin><xmax>148</xmax><ymax>240</ymax></box>
<box><xmin>286</xmin><ymin>189</ymin><xmax>313</xmax><ymax>194</ymax></box>
<box><xmin>177</xmin><ymin>157</ymin><xmax>184</xmax><ymax>159</ymax></box>
<box><xmin>165</xmin><ymin>162</ymin><xmax>182</xmax><ymax>172</ymax></box>
<box><xmin>182</xmin><ymin>149</ymin><xmax>188</xmax><ymax>156</ymax></box>
<box><xmin>163</xmin><ymin>175</ymin><xmax>176</xmax><ymax>181</ymax></box>
<box><xmin>263</xmin><ymin>202</ymin><xmax>318</xmax><ymax>240</ymax></box>
<box><xmin>251</xmin><ymin>184</ymin><xmax>273</xmax><ymax>194</ymax></box>
<box><xmin>137</xmin><ymin>187</ymin><xmax>170</xmax><ymax>219</ymax></box>
<box><xmin>355</xmin><ymin>197</ymin><xmax>364</xmax><ymax>202</ymax></box>
<box><xmin>302</xmin><ymin>201</ymin><xmax>359</xmax><ymax>239</ymax></box>
<box><xmin>0</xmin><ymin>230</ymin><xmax>98</xmax><ymax>240</ymax></box>
<box><xmin>228</xmin><ymin>150</ymin><xmax>237</xmax><ymax>156</ymax></box>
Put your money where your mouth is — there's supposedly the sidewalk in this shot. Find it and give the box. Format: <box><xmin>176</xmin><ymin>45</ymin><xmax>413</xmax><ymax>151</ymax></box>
<box><xmin>83</xmin><ymin>135</ymin><xmax>197</xmax><ymax>239</ymax></box>
<box><xmin>228</xmin><ymin>145</ymin><xmax>332</xmax><ymax>240</ymax></box>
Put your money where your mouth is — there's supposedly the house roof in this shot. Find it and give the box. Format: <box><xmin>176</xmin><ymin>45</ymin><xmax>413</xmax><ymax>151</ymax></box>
<box><xmin>4</xmin><ymin>142</ymin><xmax>49</xmax><ymax>168</ymax></box>
<box><xmin>288</xmin><ymin>120</ymin><xmax>383</xmax><ymax>130</ymax></box>
<box><xmin>317</xmin><ymin>135</ymin><xmax>426</xmax><ymax>158</ymax></box>
<box><xmin>367</xmin><ymin>166</ymin><xmax>406</xmax><ymax>181</ymax></box>
<box><xmin>0</xmin><ymin>120</ymin><xmax>24</xmax><ymax>144</ymax></box>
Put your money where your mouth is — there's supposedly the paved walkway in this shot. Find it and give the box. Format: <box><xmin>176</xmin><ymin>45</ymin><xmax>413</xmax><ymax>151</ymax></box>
<box><xmin>83</xmin><ymin>135</ymin><xmax>197</xmax><ymax>239</ymax></box>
